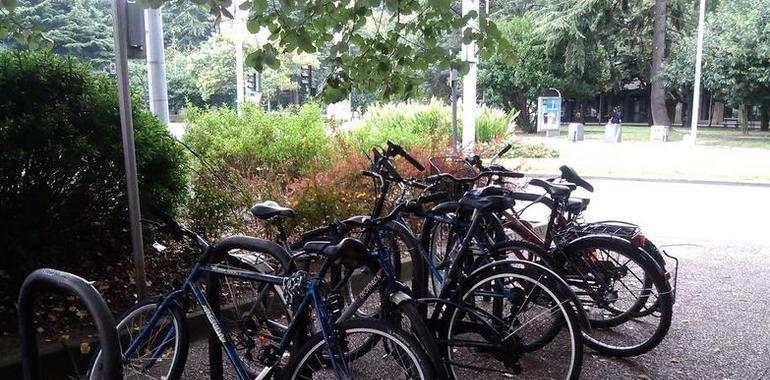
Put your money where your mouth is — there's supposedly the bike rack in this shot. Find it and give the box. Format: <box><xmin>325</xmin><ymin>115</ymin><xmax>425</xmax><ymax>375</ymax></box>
<box><xmin>17</xmin><ymin>268</ymin><xmax>122</xmax><ymax>380</ymax></box>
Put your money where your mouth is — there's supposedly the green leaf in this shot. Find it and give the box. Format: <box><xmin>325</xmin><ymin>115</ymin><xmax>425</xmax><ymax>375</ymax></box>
<box><xmin>246</xmin><ymin>19</ymin><xmax>260</xmax><ymax>34</ymax></box>
<box><xmin>1</xmin><ymin>0</ymin><xmax>17</xmax><ymax>11</ymax></box>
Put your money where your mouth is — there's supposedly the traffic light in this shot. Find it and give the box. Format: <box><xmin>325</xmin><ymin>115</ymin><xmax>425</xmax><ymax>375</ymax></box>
<box><xmin>299</xmin><ymin>65</ymin><xmax>313</xmax><ymax>101</ymax></box>
<box><xmin>247</xmin><ymin>73</ymin><xmax>257</xmax><ymax>92</ymax></box>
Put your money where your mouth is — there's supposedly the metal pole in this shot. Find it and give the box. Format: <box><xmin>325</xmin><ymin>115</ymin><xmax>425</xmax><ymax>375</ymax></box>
<box><xmin>690</xmin><ymin>0</ymin><xmax>707</xmax><ymax>144</ymax></box>
<box><xmin>111</xmin><ymin>0</ymin><xmax>147</xmax><ymax>299</ymax></box>
<box><xmin>461</xmin><ymin>0</ymin><xmax>479</xmax><ymax>152</ymax></box>
<box><xmin>144</xmin><ymin>7</ymin><xmax>170</xmax><ymax>125</ymax></box>
<box><xmin>450</xmin><ymin>65</ymin><xmax>458</xmax><ymax>153</ymax></box>
<box><xmin>234</xmin><ymin>6</ymin><xmax>245</xmax><ymax>114</ymax></box>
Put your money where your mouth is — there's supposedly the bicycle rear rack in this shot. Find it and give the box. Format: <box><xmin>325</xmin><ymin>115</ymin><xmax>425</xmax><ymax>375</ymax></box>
<box><xmin>17</xmin><ymin>268</ymin><xmax>122</xmax><ymax>380</ymax></box>
<box><xmin>568</xmin><ymin>221</ymin><xmax>642</xmax><ymax>239</ymax></box>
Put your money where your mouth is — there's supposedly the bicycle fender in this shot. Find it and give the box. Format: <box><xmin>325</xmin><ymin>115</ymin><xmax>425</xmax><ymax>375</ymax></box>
<box><xmin>564</xmin><ymin>234</ymin><xmax>666</xmax><ymax>275</ymax></box>
<box><xmin>389</xmin><ymin>290</ymin><xmax>413</xmax><ymax>305</ymax></box>
<box><xmin>211</xmin><ymin>235</ymin><xmax>294</xmax><ymax>273</ymax></box>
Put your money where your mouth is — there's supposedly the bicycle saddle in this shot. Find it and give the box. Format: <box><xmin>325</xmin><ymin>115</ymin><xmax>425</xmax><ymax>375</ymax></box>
<box><xmin>459</xmin><ymin>185</ymin><xmax>515</xmax><ymax>213</ymax></box>
<box><xmin>303</xmin><ymin>238</ymin><xmax>374</xmax><ymax>269</ymax></box>
<box><xmin>529</xmin><ymin>179</ymin><xmax>574</xmax><ymax>198</ymax></box>
<box><xmin>559</xmin><ymin>165</ymin><xmax>594</xmax><ymax>192</ymax></box>
<box><xmin>250</xmin><ymin>200</ymin><xmax>296</xmax><ymax>220</ymax></box>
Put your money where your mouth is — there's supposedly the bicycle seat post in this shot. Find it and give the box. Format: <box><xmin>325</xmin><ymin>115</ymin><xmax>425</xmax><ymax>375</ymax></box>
<box><xmin>269</xmin><ymin>216</ymin><xmax>288</xmax><ymax>245</ymax></box>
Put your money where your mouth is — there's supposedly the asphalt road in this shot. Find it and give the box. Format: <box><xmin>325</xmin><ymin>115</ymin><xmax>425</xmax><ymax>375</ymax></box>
<box><xmin>179</xmin><ymin>179</ymin><xmax>770</xmax><ymax>379</ymax></box>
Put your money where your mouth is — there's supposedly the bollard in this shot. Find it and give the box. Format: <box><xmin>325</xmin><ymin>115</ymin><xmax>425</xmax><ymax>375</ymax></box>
<box><xmin>568</xmin><ymin>123</ymin><xmax>584</xmax><ymax>142</ymax></box>
<box><xmin>604</xmin><ymin>123</ymin><xmax>622</xmax><ymax>143</ymax></box>
<box><xmin>17</xmin><ymin>268</ymin><xmax>122</xmax><ymax>380</ymax></box>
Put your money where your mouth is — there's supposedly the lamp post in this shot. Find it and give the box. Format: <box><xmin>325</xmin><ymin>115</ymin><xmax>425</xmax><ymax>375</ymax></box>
<box><xmin>461</xmin><ymin>0</ymin><xmax>479</xmax><ymax>152</ymax></box>
<box><xmin>690</xmin><ymin>0</ymin><xmax>707</xmax><ymax>144</ymax></box>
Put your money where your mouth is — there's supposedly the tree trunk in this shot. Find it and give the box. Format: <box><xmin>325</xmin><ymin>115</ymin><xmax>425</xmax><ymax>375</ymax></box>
<box><xmin>761</xmin><ymin>104</ymin><xmax>769</xmax><ymax>132</ymax></box>
<box><xmin>739</xmin><ymin>104</ymin><xmax>749</xmax><ymax>135</ymax></box>
<box><xmin>650</xmin><ymin>0</ymin><xmax>671</xmax><ymax>126</ymax></box>
<box><xmin>514</xmin><ymin>93</ymin><xmax>532</xmax><ymax>133</ymax></box>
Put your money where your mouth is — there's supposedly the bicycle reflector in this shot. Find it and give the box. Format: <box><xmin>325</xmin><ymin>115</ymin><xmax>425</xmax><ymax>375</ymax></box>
<box><xmin>630</xmin><ymin>233</ymin><xmax>647</xmax><ymax>248</ymax></box>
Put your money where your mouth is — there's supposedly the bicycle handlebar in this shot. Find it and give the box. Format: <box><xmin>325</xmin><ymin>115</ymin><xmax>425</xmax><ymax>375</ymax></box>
<box><xmin>387</xmin><ymin>140</ymin><xmax>425</xmax><ymax>171</ymax></box>
<box><xmin>143</xmin><ymin>204</ymin><xmax>209</xmax><ymax>251</ymax></box>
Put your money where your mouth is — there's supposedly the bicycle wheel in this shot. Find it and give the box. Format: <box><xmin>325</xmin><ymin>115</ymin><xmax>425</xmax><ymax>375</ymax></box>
<box><xmin>87</xmin><ymin>298</ymin><xmax>188</xmax><ymax>380</ymax></box>
<box><xmin>490</xmin><ymin>240</ymin><xmax>565</xmax><ymax>351</ymax></box>
<box><xmin>632</xmin><ymin>238</ymin><xmax>669</xmax><ymax>317</ymax></box>
<box><xmin>562</xmin><ymin>236</ymin><xmax>673</xmax><ymax>356</ymax></box>
<box><xmin>214</xmin><ymin>239</ymin><xmax>296</xmax><ymax>376</ymax></box>
<box><xmin>389</xmin><ymin>301</ymin><xmax>451</xmax><ymax>380</ymax></box>
<box><xmin>443</xmin><ymin>262</ymin><xmax>583</xmax><ymax>380</ymax></box>
<box><xmin>282</xmin><ymin>319</ymin><xmax>434</xmax><ymax>380</ymax></box>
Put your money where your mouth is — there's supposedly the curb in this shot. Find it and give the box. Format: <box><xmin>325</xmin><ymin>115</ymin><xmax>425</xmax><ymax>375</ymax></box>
<box><xmin>527</xmin><ymin>173</ymin><xmax>770</xmax><ymax>188</ymax></box>
<box><xmin>0</xmin><ymin>307</ymin><xmax>214</xmax><ymax>379</ymax></box>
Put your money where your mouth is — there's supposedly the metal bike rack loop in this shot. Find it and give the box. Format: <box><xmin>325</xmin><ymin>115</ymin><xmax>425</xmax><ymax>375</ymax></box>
<box><xmin>17</xmin><ymin>268</ymin><xmax>122</xmax><ymax>380</ymax></box>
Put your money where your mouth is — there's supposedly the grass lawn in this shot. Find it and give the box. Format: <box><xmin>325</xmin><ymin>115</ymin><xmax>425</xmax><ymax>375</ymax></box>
<box><xmin>512</xmin><ymin>125</ymin><xmax>770</xmax><ymax>182</ymax></box>
<box><xmin>548</xmin><ymin>124</ymin><xmax>770</xmax><ymax>149</ymax></box>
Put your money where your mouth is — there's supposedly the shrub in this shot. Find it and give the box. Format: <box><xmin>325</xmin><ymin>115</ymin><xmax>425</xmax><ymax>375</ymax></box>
<box><xmin>476</xmin><ymin>104</ymin><xmax>518</xmax><ymax>142</ymax></box>
<box><xmin>183</xmin><ymin>102</ymin><xmax>332</xmax><ymax>236</ymax></box>
<box><xmin>349</xmin><ymin>99</ymin><xmax>517</xmax><ymax>153</ymax></box>
<box><xmin>347</xmin><ymin>99</ymin><xmax>451</xmax><ymax>152</ymax></box>
<box><xmin>0</xmin><ymin>51</ymin><xmax>188</xmax><ymax>282</ymax></box>
<box><xmin>184</xmin><ymin>102</ymin><xmax>329</xmax><ymax>177</ymax></box>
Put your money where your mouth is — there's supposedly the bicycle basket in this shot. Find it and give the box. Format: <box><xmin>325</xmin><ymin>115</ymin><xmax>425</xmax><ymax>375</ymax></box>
<box><xmin>428</xmin><ymin>156</ymin><xmax>479</xmax><ymax>199</ymax></box>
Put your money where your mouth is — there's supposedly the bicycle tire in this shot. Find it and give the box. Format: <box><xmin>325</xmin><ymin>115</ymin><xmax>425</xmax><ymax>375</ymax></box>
<box><xmin>87</xmin><ymin>298</ymin><xmax>189</xmax><ymax>380</ymax></box>
<box><xmin>563</xmin><ymin>236</ymin><xmax>673</xmax><ymax>357</ymax></box>
<box><xmin>392</xmin><ymin>301</ymin><xmax>451</xmax><ymax>380</ymax></box>
<box><xmin>213</xmin><ymin>238</ymin><xmax>297</xmax><ymax>377</ymax></box>
<box><xmin>281</xmin><ymin>319</ymin><xmax>434</xmax><ymax>380</ymax></box>
<box><xmin>441</xmin><ymin>262</ymin><xmax>583</xmax><ymax>380</ymax></box>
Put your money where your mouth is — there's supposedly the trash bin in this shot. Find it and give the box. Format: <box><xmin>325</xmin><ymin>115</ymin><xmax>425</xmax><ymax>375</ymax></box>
<box><xmin>568</xmin><ymin>123</ymin><xmax>584</xmax><ymax>142</ymax></box>
<box><xmin>604</xmin><ymin>123</ymin><xmax>622</xmax><ymax>143</ymax></box>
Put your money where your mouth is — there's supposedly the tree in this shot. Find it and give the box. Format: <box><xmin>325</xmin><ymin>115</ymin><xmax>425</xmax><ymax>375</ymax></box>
<box><xmin>650</xmin><ymin>0</ymin><xmax>670</xmax><ymax>126</ymax></box>
<box><xmin>534</xmin><ymin>0</ymin><xmax>691</xmax><ymax>120</ymax></box>
<box><xmin>5</xmin><ymin>0</ymin><xmax>499</xmax><ymax>102</ymax></box>
<box><xmin>703</xmin><ymin>1</ymin><xmax>770</xmax><ymax>132</ymax></box>
<box><xmin>162</xmin><ymin>1</ymin><xmax>213</xmax><ymax>50</ymax></box>
<box><xmin>664</xmin><ymin>0</ymin><xmax>770</xmax><ymax>132</ymax></box>
<box><xmin>141</xmin><ymin>0</ymin><xmax>501</xmax><ymax>102</ymax></box>
<box><xmin>2</xmin><ymin>0</ymin><xmax>114</xmax><ymax>70</ymax></box>
<box><xmin>260</xmin><ymin>51</ymin><xmax>319</xmax><ymax>99</ymax></box>
<box><xmin>479</xmin><ymin>16</ymin><xmax>600</xmax><ymax>132</ymax></box>
<box><xmin>190</xmin><ymin>34</ymin><xmax>237</xmax><ymax>106</ymax></box>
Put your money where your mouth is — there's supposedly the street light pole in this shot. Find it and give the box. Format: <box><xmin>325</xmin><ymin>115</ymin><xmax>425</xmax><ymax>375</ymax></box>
<box><xmin>461</xmin><ymin>0</ymin><xmax>479</xmax><ymax>153</ymax></box>
<box><xmin>144</xmin><ymin>7</ymin><xmax>169</xmax><ymax>125</ymax></box>
<box><xmin>233</xmin><ymin>5</ymin><xmax>245</xmax><ymax>114</ymax></box>
<box><xmin>690</xmin><ymin>0</ymin><xmax>707</xmax><ymax>144</ymax></box>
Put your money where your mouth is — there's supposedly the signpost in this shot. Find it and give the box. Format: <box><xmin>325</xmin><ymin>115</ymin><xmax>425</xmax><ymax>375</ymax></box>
<box><xmin>537</xmin><ymin>95</ymin><xmax>562</xmax><ymax>137</ymax></box>
<box><xmin>111</xmin><ymin>0</ymin><xmax>147</xmax><ymax>299</ymax></box>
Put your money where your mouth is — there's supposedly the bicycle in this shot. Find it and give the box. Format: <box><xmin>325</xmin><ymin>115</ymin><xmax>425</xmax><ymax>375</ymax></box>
<box><xmin>422</xmin><ymin>151</ymin><xmax>675</xmax><ymax>357</ymax></box>
<box><xmin>87</xmin><ymin>210</ymin><xmax>433</xmax><ymax>380</ymax></box>
<box><xmin>353</xmin><ymin>153</ymin><xmax>587</xmax><ymax>379</ymax></box>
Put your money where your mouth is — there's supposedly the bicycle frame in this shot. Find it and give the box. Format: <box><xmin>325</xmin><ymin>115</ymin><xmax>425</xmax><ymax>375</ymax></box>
<box><xmin>121</xmin><ymin>248</ymin><xmax>350</xmax><ymax>380</ymax></box>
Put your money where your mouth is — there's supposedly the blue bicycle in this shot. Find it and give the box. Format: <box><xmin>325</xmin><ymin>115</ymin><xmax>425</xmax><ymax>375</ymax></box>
<box><xmin>87</xmin><ymin>210</ymin><xmax>433</xmax><ymax>380</ymax></box>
